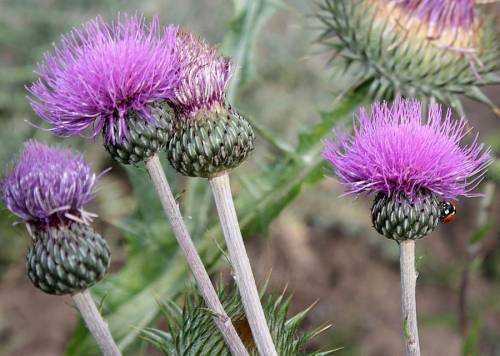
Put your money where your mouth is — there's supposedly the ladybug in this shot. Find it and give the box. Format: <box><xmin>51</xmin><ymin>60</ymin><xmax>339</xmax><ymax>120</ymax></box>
<box><xmin>440</xmin><ymin>201</ymin><xmax>456</xmax><ymax>224</ymax></box>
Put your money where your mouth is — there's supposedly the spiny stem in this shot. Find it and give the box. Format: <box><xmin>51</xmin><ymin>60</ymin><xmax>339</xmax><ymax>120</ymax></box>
<box><xmin>399</xmin><ymin>240</ymin><xmax>421</xmax><ymax>356</ymax></box>
<box><xmin>145</xmin><ymin>155</ymin><xmax>248</xmax><ymax>356</ymax></box>
<box><xmin>209</xmin><ymin>172</ymin><xmax>278</xmax><ymax>356</ymax></box>
<box><xmin>72</xmin><ymin>290</ymin><xmax>122</xmax><ymax>356</ymax></box>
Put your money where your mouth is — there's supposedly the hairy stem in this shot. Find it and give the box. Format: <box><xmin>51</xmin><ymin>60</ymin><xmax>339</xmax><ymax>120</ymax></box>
<box><xmin>209</xmin><ymin>172</ymin><xmax>278</xmax><ymax>356</ymax></box>
<box><xmin>72</xmin><ymin>290</ymin><xmax>122</xmax><ymax>356</ymax></box>
<box><xmin>145</xmin><ymin>155</ymin><xmax>248</xmax><ymax>355</ymax></box>
<box><xmin>399</xmin><ymin>240</ymin><xmax>421</xmax><ymax>356</ymax></box>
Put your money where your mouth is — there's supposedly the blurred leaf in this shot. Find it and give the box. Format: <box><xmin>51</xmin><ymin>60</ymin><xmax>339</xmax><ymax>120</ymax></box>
<box><xmin>183</xmin><ymin>178</ymin><xmax>213</xmax><ymax>237</ymax></box>
<box><xmin>486</xmin><ymin>133</ymin><xmax>500</xmax><ymax>154</ymax></box>
<box><xmin>222</xmin><ymin>0</ymin><xmax>284</xmax><ymax>102</ymax></box>
<box><xmin>487</xmin><ymin>157</ymin><xmax>500</xmax><ymax>183</ymax></box>
<box><xmin>462</xmin><ymin>318</ymin><xmax>481</xmax><ymax>356</ymax></box>
<box><xmin>469</xmin><ymin>224</ymin><xmax>492</xmax><ymax>245</ymax></box>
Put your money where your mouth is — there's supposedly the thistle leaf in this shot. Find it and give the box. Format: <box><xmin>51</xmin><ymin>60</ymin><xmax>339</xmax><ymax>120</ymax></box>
<box><xmin>140</xmin><ymin>283</ymin><xmax>335</xmax><ymax>355</ymax></box>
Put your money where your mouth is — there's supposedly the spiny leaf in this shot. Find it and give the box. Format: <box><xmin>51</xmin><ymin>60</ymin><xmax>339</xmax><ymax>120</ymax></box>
<box><xmin>462</xmin><ymin>318</ymin><xmax>481</xmax><ymax>356</ymax></box>
<box><xmin>141</xmin><ymin>283</ymin><xmax>334</xmax><ymax>355</ymax></box>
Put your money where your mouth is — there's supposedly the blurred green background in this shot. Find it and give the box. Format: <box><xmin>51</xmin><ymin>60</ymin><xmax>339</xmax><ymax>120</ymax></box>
<box><xmin>0</xmin><ymin>0</ymin><xmax>499</xmax><ymax>355</ymax></box>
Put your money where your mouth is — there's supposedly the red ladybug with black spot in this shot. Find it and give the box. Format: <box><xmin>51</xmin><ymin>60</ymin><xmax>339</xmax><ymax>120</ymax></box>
<box><xmin>440</xmin><ymin>201</ymin><xmax>456</xmax><ymax>223</ymax></box>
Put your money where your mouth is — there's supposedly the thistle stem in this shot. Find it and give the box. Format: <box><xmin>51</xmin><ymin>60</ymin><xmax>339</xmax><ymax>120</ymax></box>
<box><xmin>72</xmin><ymin>290</ymin><xmax>121</xmax><ymax>356</ymax></box>
<box><xmin>145</xmin><ymin>155</ymin><xmax>248</xmax><ymax>356</ymax></box>
<box><xmin>209</xmin><ymin>172</ymin><xmax>278</xmax><ymax>356</ymax></box>
<box><xmin>399</xmin><ymin>240</ymin><xmax>421</xmax><ymax>356</ymax></box>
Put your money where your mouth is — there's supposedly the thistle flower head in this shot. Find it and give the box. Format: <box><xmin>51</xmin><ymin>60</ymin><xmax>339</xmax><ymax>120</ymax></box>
<box><xmin>323</xmin><ymin>99</ymin><xmax>490</xmax><ymax>201</ymax></box>
<box><xmin>172</xmin><ymin>30</ymin><xmax>232</xmax><ymax>118</ymax></box>
<box><xmin>28</xmin><ymin>14</ymin><xmax>180</xmax><ymax>144</ymax></box>
<box><xmin>1</xmin><ymin>141</ymin><xmax>99</xmax><ymax>227</ymax></box>
<box><xmin>396</xmin><ymin>0</ymin><xmax>475</xmax><ymax>33</ymax></box>
<box><xmin>317</xmin><ymin>0</ymin><xmax>500</xmax><ymax>114</ymax></box>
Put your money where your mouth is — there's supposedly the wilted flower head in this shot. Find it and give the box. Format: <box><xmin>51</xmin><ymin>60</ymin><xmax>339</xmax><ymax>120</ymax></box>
<box><xmin>323</xmin><ymin>99</ymin><xmax>490</xmax><ymax>201</ymax></box>
<box><xmin>28</xmin><ymin>14</ymin><xmax>180</xmax><ymax>144</ymax></box>
<box><xmin>1</xmin><ymin>141</ymin><xmax>100</xmax><ymax>227</ymax></box>
<box><xmin>172</xmin><ymin>30</ymin><xmax>232</xmax><ymax>118</ymax></box>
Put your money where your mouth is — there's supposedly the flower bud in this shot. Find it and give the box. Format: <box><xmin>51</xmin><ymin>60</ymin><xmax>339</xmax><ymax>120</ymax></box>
<box><xmin>104</xmin><ymin>100</ymin><xmax>174</xmax><ymax>165</ymax></box>
<box><xmin>371</xmin><ymin>192</ymin><xmax>440</xmax><ymax>241</ymax></box>
<box><xmin>166</xmin><ymin>104</ymin><xmax>254</xmax><ymax>177</ymax></box>
<box><xmin>27</xmin><ymin>223</ymin><xmax>110</xmax><ymax>295</ymax></box>
<box><xmin>165</xmin><ymin>31</ymin><xmax>255</xmax><ymax>177</ymax></box>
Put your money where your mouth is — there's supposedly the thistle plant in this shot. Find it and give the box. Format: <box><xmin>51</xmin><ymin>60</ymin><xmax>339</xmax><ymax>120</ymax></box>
<box><xmin>322</xmin><ymin>99</ymin><xmax>490</xmax><ymax>356</ymax></box>
<box><xmin>141</xmin><ymin>282</ymin><xmax>333</xmax><ymax>356</ymax></box>
<box><xmin>0</xmin><ymin>141</ymin><xmax>120</xmax><ymax>356</ymax></box>
<box><xmin>317</xmin><ymin>0</ymin><xmax>500</xmax><ymax>114</ymax></box>
<box><xmin>164</xmin><ymin>31</ymin><xmax>278</xmax><ymax>356</ymax></box>
<box><xmin>27</xmin><ymin>15</ymin><xmax>247</xmax><ymax>355</ymax></box>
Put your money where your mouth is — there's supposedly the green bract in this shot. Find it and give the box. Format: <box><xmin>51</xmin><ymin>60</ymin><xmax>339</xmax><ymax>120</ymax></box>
<box><xmin>165</xmin><ymin>105</ymin><xmax>255</xmax><ymax>178</ymax></box>
<box><xmin>26</xmin><ymin>222</ymin><xmax>111</xmax><ymax>295</ymax></box>
<box><xmin>104</xmin><ymin>100</ymin><xmax>174</xmax><ymax>165</ymax></box>
<box><xmin>371</xmin><ymin>192</ymin><xmax>441</xmax><ymax>242</ymax></box>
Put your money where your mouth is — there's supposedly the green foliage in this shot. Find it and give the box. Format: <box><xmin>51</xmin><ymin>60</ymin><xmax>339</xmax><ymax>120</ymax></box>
<box><xmin>462</xmin><ymin>318</ymin><xmax>482</xmax><ymax>356</ymax></box>
<box><xmin>486</xmin><ymin>133</ymin><xmax>500</xmax><ymax>184</ymax></box>
<box><xmin>469</xmin><ymin>224</ymin><xmax>492</xmax><ymax>245</ymax></box>
<box><xmin>487</xmin><ymin>159</ymin><xmax>500</xmax><ymax>184</ymax></box>
<box><xmin>222</xmin><ymin>0</ymin><xmax>285</xmax><ymax>102</ymax></box>
<box><xmin>140</xmin><ymin>281</ymin><xmax>333</xmax><ymax>355</ymax></box>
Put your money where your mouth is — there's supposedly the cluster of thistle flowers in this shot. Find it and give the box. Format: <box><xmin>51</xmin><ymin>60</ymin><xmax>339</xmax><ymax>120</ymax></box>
<box><xmin>322</xmin><ymin>99</ymin><xmax>491</xmax><ymax>242</ymax></box>
<box><xmin>1</xmin><ymin>14</ymin><xmax>254</xmax><ymax>297</ymax></box>
<box><xmin>30</xmin><ymin>15</ymin><xmax>254</xmax><ymax>174</ymax></box>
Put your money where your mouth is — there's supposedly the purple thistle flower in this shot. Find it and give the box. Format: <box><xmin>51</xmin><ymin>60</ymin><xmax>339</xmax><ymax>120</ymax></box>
<box><xmin>28</xmin><ymin>14</ymin><xmax>181</xmax><ymax>144</ymax></box>
<box><xmin>395</xmin><ymin>0</ymin><xmax>475</xmax><ymax>32</ymax></box>
<box><xmin>171</xmin><ymin>30</ymin><xmax>232</xmax><ymax>118</ymax></box>
<box><xmin>323</xmin><ymin>99</ymin><xmax>490</xmax><ymax>201</ymax></box>
<box><xmin>1</xmin><ymin>141</ymin><xmax>100</xmax><ymax>228</ymax></box>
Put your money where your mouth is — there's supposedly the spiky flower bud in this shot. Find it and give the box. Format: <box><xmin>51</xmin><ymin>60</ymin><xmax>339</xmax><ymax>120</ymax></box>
<box><xmin>1</xmin><ymin>141</ymin><xmax>110</xmax><ymax>294</ymax></box>
<box><xmin>165</xmin><ymin>31</ymin><xmax>255</xmax><ymax>178</ymax></box>
<box><xmin>371</xmin><ymin>192</ymin><xmax>441</xmax><ymax>242</ymax></box>
<box><xmin>317</xmin><ymin>0</ymin><xmax>500</xmax><ymax>113</ymax></box>
<box><xmin>27</xmin><ymin>222</ymin><xmax>110</xmax><ymax>295</ymax></box>
<box><xmin>166</xmin><ymin>103</ymin><xmax>254</xmax><ymax>177</ymax></box>
<box><xmin>323</xmin><ymin>99</ymin><xmax>490</xmax><ymax>241</ymax></box>
<box><xmin>28</xmin><ymin>15</ymin><xmax>181</xmax><ymax>164</ymax></box>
